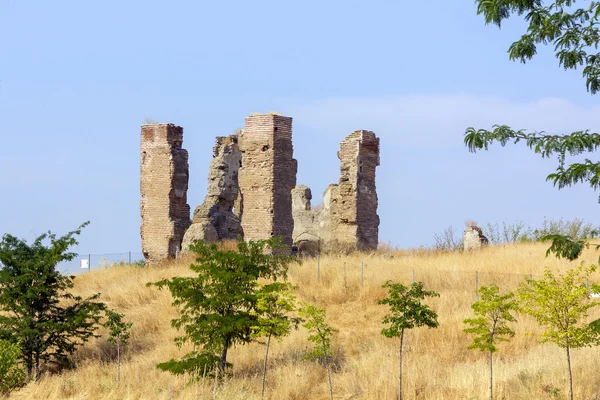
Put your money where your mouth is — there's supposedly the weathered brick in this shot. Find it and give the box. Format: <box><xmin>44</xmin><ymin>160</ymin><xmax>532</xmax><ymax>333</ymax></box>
<box><xmin>140</xmin><ymin>124</ymin><xmax>191</xmax><ymax>262</ymax></box>
<box><xmin>238</xmin><ymin>114</ymin><xmax>297</xmax><ymax>248</ymax></box>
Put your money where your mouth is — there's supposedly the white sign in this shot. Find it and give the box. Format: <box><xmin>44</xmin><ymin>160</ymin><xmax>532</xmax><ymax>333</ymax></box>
<box><xmin>80</xmin><ymin>259</ymin><xmax>89</xmax><ymax>269</ymax></box>
<box><xmin>591</xmin><ymin>292</ymin><xmax>600</xmax><ymax>298</ymax></box>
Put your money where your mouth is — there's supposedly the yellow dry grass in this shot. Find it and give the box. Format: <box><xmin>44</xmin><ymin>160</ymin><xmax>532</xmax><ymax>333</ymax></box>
<box><xmin>8</xmin><ymin>243</ymin><xmax>600</xmax><ymax>400</ymax></box>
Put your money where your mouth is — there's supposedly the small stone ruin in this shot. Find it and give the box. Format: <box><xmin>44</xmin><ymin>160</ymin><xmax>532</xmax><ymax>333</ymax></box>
<box><xmin>140</xmin><ymin>114</ymin><xmax>381</xmax><ymax>262</ymax></box>
<box><xmin>463</xmin><ymin>225</ymin><xmax>489</xmax><ymax>251</ymax></box>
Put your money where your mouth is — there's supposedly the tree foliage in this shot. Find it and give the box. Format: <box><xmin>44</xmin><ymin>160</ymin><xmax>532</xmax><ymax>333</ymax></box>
<box><xmin>517</xmin><ymin>263</ymin><xmax>600</xmax><ymax>400</ymax></box>
<box><xmin>379</xmin><ymin>281</ymin><xmax>439</xmax><ymax>339</ymax></box>
<box><xmin>299</xmin><ymin>304</ymin><xmax>337</xmax><ymax>400</ymax></box>
<box><xmin>464</xmin><ymin>285</ymin><xmax>517</xmax><ymax>353</ymax></box>
<box><xmin>0</xmin><ymin>223</ymin><xmax>105</xmax><ymax>377</ymax></box>
<box><xmin>253</xmin><ymin>282</ymin><xmax>300</xmax><ymax>400</ymax></box>
<box><xmin>518</xmin><ymin>264</ymin><xmax>599</xmax><ymax>348</ymax></box>
<box><xmin>148</xmin><ymin>238</ymin><xmax>296</xmax><ymax>378</ymax></box>
<box><xmin>253</xmin><ymin>282</ymin><xmax>300</xmax><ymax>341</ymax></box>
<box><xmin>104</xmin><ymin>310</ymin><xmax>133</xmax><ymax>383</ymax></box>
<box><xmin>475</xmin><ymin>0</ymin><xmax>600</xmax><ymax>94</ymax></box>
<box><xmin>466</xmin><ymin>0</ymin><xmax>600</xmax><ymax>261</ymax></box>
<box><xmin>378</xmin><ymin>281</ymin><xmax>439</xmax><ymax>400</ymax></box>
<box><xmin>464</xmin><ymin>285</ymin><xmax>517</xmax><ymax>400</ymax></box>
<box><xmin>0</xmin><ymin>339</ymin><xmax>26</xmax><ymax>395</ymax></box>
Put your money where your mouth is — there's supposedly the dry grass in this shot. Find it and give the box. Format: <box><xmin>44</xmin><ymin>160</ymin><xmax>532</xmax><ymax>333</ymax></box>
<box><xmin>8</xmin><ymin>243</ymin><xmax>600</xmax><ymax>400</ymax></box>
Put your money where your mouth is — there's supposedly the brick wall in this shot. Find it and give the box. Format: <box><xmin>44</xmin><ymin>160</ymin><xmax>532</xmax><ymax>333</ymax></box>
<box><xmin>238</xmin><ymin>115</ymin><xmax>297</xmax><ymax>247</ymax></box>
<box><xmin>140</xmin><ymin>124</ymin><xmax>191</xmax><ymax>262</ymax></box>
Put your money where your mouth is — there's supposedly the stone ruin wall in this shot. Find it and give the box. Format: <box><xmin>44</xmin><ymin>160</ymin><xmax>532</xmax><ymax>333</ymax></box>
<box><xmin>140</xmin><ymin>124</ymin><xmax>191</xmax><ymax>262</ymax></box>
<box><xmin>463</xmin><ymin>225</ymin><xmax>489</xmax><ymax>251</ymax></box>
<box><xmin>292</xmin><ymin>130</ymin><xmax>380</xmax><ymax>253</ymax></box>
<box><xmin>140</xmin><ymin>118</ymin><xmax>380</xmax><ymax>262</ymax></box>
<box><xmin>238</xmin><ymin>114</ymin><xmax>297</xmax><ymax>247</ymax></box>
<box><xmin>181</xmin><ymin>134</ymin><xmax>243</xmax><ymax>252</ymax></box>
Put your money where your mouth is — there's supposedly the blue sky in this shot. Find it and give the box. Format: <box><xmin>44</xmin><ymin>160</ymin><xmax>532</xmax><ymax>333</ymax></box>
<box><xmin>0</xmin><ymin>1</ymin><xmax>598</xmax><ymax>271</ymax></box>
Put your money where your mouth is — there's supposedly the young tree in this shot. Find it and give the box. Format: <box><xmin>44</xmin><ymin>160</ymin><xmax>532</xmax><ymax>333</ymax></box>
<box><xmin>465</xmin><ymin>1</ymin><xmax>600</xmax><ymax>261</ymax></box>
<box><xmin>518</xmin><ymin>264</ymin><xmax>600</xmax><ymax>400</ymax></box>
<box><xmin>378</xmin><ymin>281</ymin><xmax>439</xmax><ymax>400</ymax></box>
<box><xmin>299</xmin><ymin>304</ymin><xmax>337</xmax><ymax>400</ymax></box>
<box><xmin>104</xmin><ymin>310</ymin><xmax>133</xmax><ymax>384</ymax></box>
<box><xmin>0</xmin><ymin>339</ymin><xmax>26</xmax><ymax>395</ymax></box>
<box><xmin>253</xmin><ymin>282</ymin><xmax>300</xmax><ymax>400</ymax></box>
<box><xmin>0</xmin><ymin>223</ymin><xmax>105</xmax><ymax>378</ymax></box>
<box><xmin>148</xmin><ymin>238</ymin><xmax>296</xmax><ymax>378</ymax></box>
<box><xmin>463</xmin><ymin>285</ymin><xmax>517</xmax><ymax>400</ymax></box>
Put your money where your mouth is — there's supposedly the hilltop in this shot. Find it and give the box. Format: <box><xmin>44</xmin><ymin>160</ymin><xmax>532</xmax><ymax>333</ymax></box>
<box><xmin>8</xmin><ymin>243</ymin><xmax>600</xmax><ymax>400</ymax></box>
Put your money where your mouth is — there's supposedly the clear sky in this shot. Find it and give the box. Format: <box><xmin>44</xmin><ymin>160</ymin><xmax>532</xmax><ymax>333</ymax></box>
<box><xmin>1</xmin><ymin>1</ymin><xmax>598</xmax><ymax>271</ymax></box>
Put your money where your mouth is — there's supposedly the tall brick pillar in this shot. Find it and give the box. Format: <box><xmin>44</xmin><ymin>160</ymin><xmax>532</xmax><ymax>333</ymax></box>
<box><xmin>140</xmin><ymin>124</ymin><xmax>191</xmax><ymax>262</ymax></box>
<box><xmin>238</xmin><ymin>114</ymin><xmax>297</xmax><ymax>247</ymax></box>
<box><xmin>335</xmin><ymin>130</ymin><xmax>380</xmax><ymax>250</ymax></box>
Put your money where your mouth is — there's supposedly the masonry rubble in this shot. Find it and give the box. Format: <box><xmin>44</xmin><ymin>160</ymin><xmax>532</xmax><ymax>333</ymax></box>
<box><xmin>181</xmin><ymin>134</ymin><xmax>243</xmax><ymax>252</ymax></box>
<box><xmin>140</xmin><ymin>124</ymin><xmax>191</xmax><ymax>262</ymax></box>
<box><xmin>463</xmin><ymin>225</ymin><xmax>489</xmax><ymax>251</ymax></box>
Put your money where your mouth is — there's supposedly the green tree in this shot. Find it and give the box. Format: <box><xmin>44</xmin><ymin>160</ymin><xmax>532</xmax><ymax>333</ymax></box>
<box><xmin>465</xmin><ymin>1</ymin><xmax>600</xmax><ymax>261</ymax></box>
<box><xmin>0</xmin><ymin>223</ymin><xmax>105</xmax><ymax>378</ymax></box>
<box><xmin>463</xmin><ymin>285</ymin><xmax>517</xmax><ymax>400</ymax></box>
<box><xmin>378</xmin><ymin>281</ymin><xmax>439</xmax><ymax>400</ymax></box>
<box><xmin>299</xmin><ymin>304</ymin><xmax>337</xmax><ymax>400</ymax></box>
<box><xmin>517</xmin><ymin>264</ymin><xmax>600</xmax><ymax>400</ymax></box>
<box><xmin>0</xmin><ymin>339</ymin><xmax>26</xmax><ymax>395</ymax></box>
<box><xmin>253</xmin><ymin>282</ymin><xmax>300</xmax><ymax>400</ymax></box>
<box><xmin>148</xmin><ymin>238</ymin><xmax>296</xmax><ymax>378</ymax></box>
<box><xmin>104</xmin><ymin>310</ymin><xmax>133</xmax><ymax>384</ymax></box>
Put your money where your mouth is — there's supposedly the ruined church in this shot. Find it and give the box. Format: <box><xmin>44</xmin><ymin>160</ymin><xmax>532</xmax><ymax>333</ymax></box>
<box><xmin>140</xmin><ymin>113</ymin><xmax>380</xmax><ymax>262</ymax></box>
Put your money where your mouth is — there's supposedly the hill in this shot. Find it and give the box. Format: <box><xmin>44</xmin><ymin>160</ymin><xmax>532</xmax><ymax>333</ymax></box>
<box><xmin>9</xmin><ymin>243</ymin><xmax>600</xmax><ymax>399</ymax></box>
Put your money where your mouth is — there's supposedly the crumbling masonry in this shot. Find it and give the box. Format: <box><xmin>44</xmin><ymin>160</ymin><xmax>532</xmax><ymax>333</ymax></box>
<box><xmin>140</xmin><ymin>124</ymin><xmax>191</xmax><ymax>262</ymax></box>
<box><xmin>181</xmin><ymin>134</ymin><xmax>243</xmax><ymax>252</ymax></box>
<box><xmin>292</xmin><ymin>130</ymin><xmax>380</xmax><ymax>252</ymax></box>
<box><xmin>463</xmin><ymin>225</ymin><xmax>489</xmax><ymax>251</ymax></box>
<box><xmin>140</xmin><ymin>116</ymin><xmax>380</xmax><ymax>262</ymax></box>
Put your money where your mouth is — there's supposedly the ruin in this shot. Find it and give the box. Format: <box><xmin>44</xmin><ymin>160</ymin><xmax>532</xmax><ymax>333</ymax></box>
<box><xmin>292</xmin><ymin>130</ymin><xmax>381</xmax><ymax>252</ymax></box>
<box><xmin>463</xmin><ymin>225</ymin><xmax>489</xmax><ymax>251</ymax></box>
<box><xmin>140</xmin><ymin>116</ymin><xmax>380</xmax><ymax>262</ymax></box>
<box><xmin>238</xmin><ymin>114</ymin><xmax>297</xmax><ymax>247</ymax></box>
<box><xmin>140</xmin><ymin>124</ymin><xmax>191</xmax><ymax>262</ymax></box>
<box><xmin>181</xmin><ymin>134</ymin><xmax>243</xmax><ymax>252</ymax></box>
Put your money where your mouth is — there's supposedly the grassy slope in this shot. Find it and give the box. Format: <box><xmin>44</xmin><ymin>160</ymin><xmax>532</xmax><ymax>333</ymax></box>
<box><xmin>9</xmin><ymin>243</ymin><xmax>600</xmax><ymax>400</ymax></box>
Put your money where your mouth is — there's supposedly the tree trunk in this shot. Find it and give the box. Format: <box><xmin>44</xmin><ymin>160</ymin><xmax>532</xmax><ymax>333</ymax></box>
<box><xmin>489</xmin><ymin>350</ymin><xmax>493</xmax><ymax>400</ymax></box>
<box><xmin>261</xmin><ymin>331</ymin><xmax>272</xmax><ymax>400</ymax></box>
<box><xmin>117</xmin><ymin>338</ymin><xmax>121</xmax><ymax>384</ymax></box>
<box><xmin>220</xmin><ymin>338</ymin><xmax>230</xmax><ymax>375</ymax></box>
<box><xmin>34</xmin><ymin>352</ymin><xmax>40</xmax><ymax>379</ymax></box>
<box><xmin>326</xmin><ymin>356</ymin><xmax>333</xmax><ymax>400</ymax></box>
<box><xmin>25</xmin><ymin>353</ymin><xmax>33</xmax><ymax>378</ymax></box>
<box><xmin>566</xmin><ymin>346</ymin><xmax>573</xmax><ymax>400</ymax></box>
<box><xmin>398</xmin><ymin>329</ymin><xmax>405</xmax><ymax>400</ymax></box>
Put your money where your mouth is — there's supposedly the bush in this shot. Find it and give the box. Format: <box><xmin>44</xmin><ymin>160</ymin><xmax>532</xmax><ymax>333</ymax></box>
<box><xmin>0</xmin><ymin>340</ymin><xmax>26</xmax><ymax>394</ymax></box>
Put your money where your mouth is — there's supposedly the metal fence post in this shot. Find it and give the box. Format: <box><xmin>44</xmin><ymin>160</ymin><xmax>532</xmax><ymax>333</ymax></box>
<box><xmin>88</xmin><ymin>254</ymin><xmax>91</xmax><ymax>274</ymax></box>
<box><xmin>412</xmin><ymin>269</ymin><xmax>415</xmax><ymax>284</ymax></box>
<box><xmin>361</xmin><ymin>261</ymin><xmax>364</xmax><ymax>285</ymax></box>
<box><xmin>129</xmin><ymin>251</ymin><xmax>131</xmax><ymax>264</ymax></box>
<box><xmin>475</xmin><ymin>271</ymin><xmax>479</xmax><ymax>299</ymax></box>
<box><xmin>587</xmin><ymin>278</ymin><xmax>590</xmax><ymax>295</ymax></box>
<box><xmin>317</xmin><ymin>252</ymin><xmax>321</xmax><ymax>282</ymax></box>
